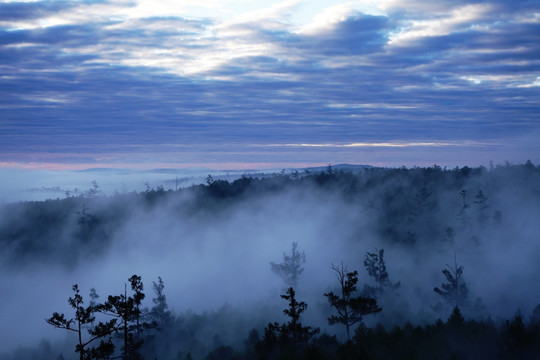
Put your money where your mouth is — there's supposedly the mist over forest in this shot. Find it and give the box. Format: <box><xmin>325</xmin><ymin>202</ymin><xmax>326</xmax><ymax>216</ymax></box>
<box><xmin>1</xmin><ymin>162</ymin><xmax>540</xmax><ymax>360</ymax></box>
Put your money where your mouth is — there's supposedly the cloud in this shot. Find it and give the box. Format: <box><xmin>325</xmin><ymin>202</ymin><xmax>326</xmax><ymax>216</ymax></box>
<box><xmin>1</xmin><ymin>0</ymin><xmax>539</xmax><ymax>168</ymax></box>
<box><xmin>257</xmin><ymin>141</ymin><xmax>498</xmax><ymax>148</ymax></box>
<box><xmin>388</xmin><ymin>4</ymin><xmax>493</xmax><ymax>46</ymax></box>
<box><xmin>0</xmin><ymin>1</ymin><xmax>75</xmax><ymax>22</ymax></box>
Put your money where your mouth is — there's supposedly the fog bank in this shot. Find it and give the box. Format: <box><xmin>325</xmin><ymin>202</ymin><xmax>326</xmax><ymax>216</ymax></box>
<box><xmin>1</xmin><ymin>164</ymin><xmax>539</xmax><ymax>356</ymax></box>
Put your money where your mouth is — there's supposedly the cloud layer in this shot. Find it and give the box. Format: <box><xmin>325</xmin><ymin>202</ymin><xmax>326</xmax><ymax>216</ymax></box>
<box><xmin>1</xmin><ymin>0</ymin><xmax>539</xmax><ymax>168</ymax></box>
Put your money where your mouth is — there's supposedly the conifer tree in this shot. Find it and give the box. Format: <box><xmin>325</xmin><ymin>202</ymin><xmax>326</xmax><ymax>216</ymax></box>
<box><xmin>98</xmin><ymin>275</ymin><xmax>152</xmax><ymax>360</ymax></box>
<box><xmin>258</xmin><ymin>287</ymin><xmax>318</xmax><ymax>358</ymax></box>
<box><xmin>279</xmin><ymin>287</ymin><xmax>319</xmax><ymax>346</ymax></box>
<box><xmin>363</xmin><ymin>249</ymin><xmax>400</xmax><ymax>298</ymax></box>
<box><xmin>76</xmin><ymin>204</ymin><xmax>98</xmax><ymax>243</ymax></box>
<box><xmin>271</xmin><ymin>242</ymin><xmax>306</xmax><ymax>288</ymax></box>
<box><xmin>457</xmin><ymin>190</ymin><xmax>472</xmax><ymax>229</ymax></box>
<box><xmin>46</xmin><ymin>285</ymin><xmax>116</xmax><ymax>360</ymax></box>
<box><xmin>324</xmin><ymin>263</ymin><xmax>381</xmax><ymax>340</ymax></box>
<box><xmin>149</xmin><ymin>276</ymin><xmax>171</xmax><ymax>328</ymax></box>
<box><xmin>434</xmin><ymin>255</ymin><xmax>469</xmax><ymax>307</ymax></box>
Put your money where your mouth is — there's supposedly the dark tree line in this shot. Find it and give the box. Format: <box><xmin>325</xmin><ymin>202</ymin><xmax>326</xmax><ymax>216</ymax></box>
<box><xmin>2</xmin><ymin>162</ymin><xmax>539</xmax><ymax>270</ymax></box>
<box><xmin>44</xmin><ymin>240</ymin><xmax>532</xmax><ymax>360</ymax></box>
<box><xmin>44</xmin><ymin>269</ymin><xmax>540</xmax><ymax>360</ymax></box>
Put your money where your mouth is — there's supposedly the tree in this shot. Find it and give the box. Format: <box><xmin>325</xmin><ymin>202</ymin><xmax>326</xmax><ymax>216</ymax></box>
<box><xmin>130</xmin><ymin>275</ymin><xmax>145</xmax><ymax>338</ymax></box>
<box><xmin>85</xmin><ymin>181</ymin><xmax>100</xmax><ymax>198</ymax></box>
<box><xmin>473</xmin><ymin>190</ymin><xmax>490</xmax><ymax>223</ymax></box>
<box><xmin>324</xmin><ymin>263</ymin><xmax>381</xmax><ymax>340</ymax></box>
<box><xmin>76</xmin><ymin>204</ymin><xmax>98</xmax><ymax>242</ymax></box>
<box><xmin>99</xmin><ymin>275</ymin><xmax>152</xmax><ymax>360</ymax></box>
<box><xmin>46</xmin><ymin>285</ymin><xmax>116</xmax><ymax>360</ymax></box>
<box><xmin>447</xmin><ymin>306</ymin><xmax>465</xmax><ymax>328</ymax></box>
<box><xmin>363</xmin><ymin>249</ymin><xmax>400</xmax><ymax>298</ymax></box>
<box><xmin>270</xmin><ymin>242</ymin><xmax>306</xmax><ymax>288</ymax></box>
<box><xmin>279</xmin><ymin>287</ymin><xmax>319</xmax><ymax>347</ymax></box>
<box><xmin>257</xmin><ymin>287</ymin><xmax>319</xmax><ymax>358</ymax></box>
<box><xmin>434</xmin><ymin>255</ymin><xmax>469</xmax><ymax>307</ymax></box>
<box><xmin>410</xmin><ymin>186</ymin><xmax>439</xmax><ymax>221</ymax></box>
<box><xmin>457</xmin><ymin>190</ymin><xmax>472</xmax><ymax>229</ymax></box>
<box><xmin>149</xmin><ymin>276</ymin><xmax>171</xmax><ymax>328</ymax></box>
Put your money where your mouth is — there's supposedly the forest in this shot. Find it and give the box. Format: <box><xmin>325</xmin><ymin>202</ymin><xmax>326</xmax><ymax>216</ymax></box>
<box><xmin>1</xmin><ymin>161</ymin><xmax>540</xmax><ymax>360</ymax></box>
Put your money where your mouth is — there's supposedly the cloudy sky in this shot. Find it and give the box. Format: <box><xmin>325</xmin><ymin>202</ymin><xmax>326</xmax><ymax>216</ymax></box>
<box><xmin>1</xmin><ymin>0</ymin><xmax>539</xmax><ymax>170</ymax></box>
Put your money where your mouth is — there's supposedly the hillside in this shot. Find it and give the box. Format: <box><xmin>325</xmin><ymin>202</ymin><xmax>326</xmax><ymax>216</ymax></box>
<box><xmin>1</xmin><ymin>162</ymin><xmax>540</xmax><ymax>359</ymax></box>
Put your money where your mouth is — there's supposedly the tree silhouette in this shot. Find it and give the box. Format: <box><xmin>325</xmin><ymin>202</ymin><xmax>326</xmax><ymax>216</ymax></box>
<box><xmin>85</xmin><ymin>181</ymin><xmax>100</xmax><ymax>198</ymax></box>
<box><xmin>76</xmin><ymin>204</ymin><xmax>98</xmax><ymax>243</ymax></box>
<box><xmin>363</xmin><ymin>249</ymin><xmax>400</xmax><ymax>298</ymax></box>
<box><xmin>149</xmin><ymin>276</ymin><xmax>171</xmax><ymax>329</ymax></box>
<box><xmin>457</xmin><ymin>189</ymin><xmax>472</xmax><ymax>229</ymax></box>
<box><xmin>270</xmin><ymin>242</ymin><xmax>306</xmax><ymax>288</ymax></box>
<box><xmin>434</xmin><ymin>255</ymin><xmax>469</xmax><ymax>307</ymax></box>
<box><xmin>324</xmin><ymin>263</ymin><xmax>381</xmax><ymax>340</ymax></box>
<box><xmin>98</xmin><ymin>275</ymin><xmax>152</xmax><ymax>360</ymax></box>
<box><xmin>279</xmin><ymin>287</ymin><xmax>319</xmax><ymax>347</ymax></box>
<box><xmin>258</xmin><ymin>287</ymin><xmax>319</xmax><ymax>358</ymax></box>
<box><xmin>46</xmin><ymin>285</ymin><xmax>116</xmax><ymax>360</ymax></box>
<box><xmin>447</xmin><ymin>306</ymin><xmax>465</xmax><ymax>328</ymax></box>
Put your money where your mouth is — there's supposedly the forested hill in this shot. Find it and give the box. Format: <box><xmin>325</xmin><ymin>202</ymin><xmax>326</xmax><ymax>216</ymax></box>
<box><xmin>1</xmin><ymin>162</ymin><xmax>540</xmax><ymax>360</ymax></box>
<box><xmin>1</xmin><ymin>162</ymin><xmax>538</xmax><ymax>270</ymax></box>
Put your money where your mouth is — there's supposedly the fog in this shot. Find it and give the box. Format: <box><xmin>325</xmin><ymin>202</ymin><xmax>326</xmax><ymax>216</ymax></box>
<box><xmin>0</xmin><ymin>167</ymin><xmax>276</xmax><ymax>203</ymax></box>
<box><xmin>1</xmin><ymin>164</ymin><xmax>539</xmax><ymax>358</ymax></box>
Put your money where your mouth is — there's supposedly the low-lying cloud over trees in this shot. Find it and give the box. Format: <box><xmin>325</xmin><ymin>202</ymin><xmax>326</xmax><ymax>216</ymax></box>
<box><xmin>1</xmin><ymin>162</ymin><xmax>540</xmax><ymax>359</ymax></box>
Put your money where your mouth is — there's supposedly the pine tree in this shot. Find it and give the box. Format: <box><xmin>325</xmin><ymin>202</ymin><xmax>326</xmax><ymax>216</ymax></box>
<box><xmin>271</xmin><ymin>242</ymin><xmax>306</xmax><ymax>288</ymax></box>
<box><xmin>324</xmin><ymin>263</ymin><xmax>381</xmax><ymax>340</ymax></box>
<box><xmin>434</xmin><ymin>255</ymin><xmax>469</xmax><ymax>307</ymax></box>
<box><xmin>46</xmin><ymin>285</ymin><xmax>116</xmax><ymax>360</ymax></box>
<box><xmin>457</xmin><ymin>190</ymin><xmax>472</xmax><ymax>229</ymax></box>
<box><xmin>76</xmin><ymin>204</ymin><xmax>98</xmax><ymax>243</ymax></box>
<box><xmin>257</xmin><ymin>287</ymin><xmax>319</xmax><ymax>358</ymax></box>
<box><xmin>98</xmin><ymin>275</ymin><xmax>152</xmax><ymax>360</ymax></box>
<box><xmin>149</xmin><ymin>276</ymin><xmax>171</xmax><ymax>328</ymax></box>
<box><xmin>363</xmin><ymin>249</ymin><xmax>400</xmax><ymax>298</ymax></box>
<box><xmin>279</xmin><ymin>287</ymin><xmax>319</xmax><ymax>347</ymax></box>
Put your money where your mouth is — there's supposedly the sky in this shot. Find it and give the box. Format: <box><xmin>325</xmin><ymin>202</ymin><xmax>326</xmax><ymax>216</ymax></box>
<box><xmin>1</xmin><ymin>0</ymin><xmax>539</xmax><ymax>170</ymax></box>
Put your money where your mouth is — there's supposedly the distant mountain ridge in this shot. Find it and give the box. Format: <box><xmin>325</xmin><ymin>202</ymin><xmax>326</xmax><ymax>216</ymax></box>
<box><xmin>302</xmin><ymin>164</ymin><xmax>374</xmax><ymax>172</ymax></box>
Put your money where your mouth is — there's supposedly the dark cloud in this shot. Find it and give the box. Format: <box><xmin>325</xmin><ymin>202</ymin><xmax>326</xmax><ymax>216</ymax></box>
<box><xmin>0</xmin><ymin>1</ymin><xmax>79</xmax><ymax>21</ymax></box>
<box><xmin>302</xmin><ymin>13</ymin><xmax>391</xmax><ymax>55</ymax></box>
<box><xmin>0</xmin><ymin>1</ymin><xmax>539</xmax><ymax>167</ymax></box>
<box><xmin>0</xmin><ymin>0</ymin><xmax>132</xmax><ymax>21</ymax></box>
